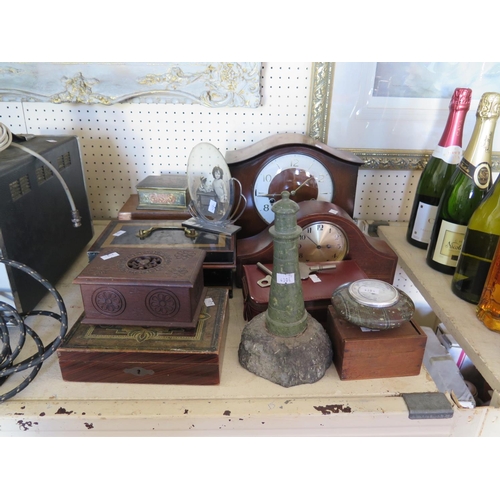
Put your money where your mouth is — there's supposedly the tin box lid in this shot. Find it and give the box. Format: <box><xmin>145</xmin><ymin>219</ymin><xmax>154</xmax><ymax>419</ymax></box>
<box><xmin>74</xmin><ymin>246</ymin><xmax>206</xmax><ymax>286</ymax></box>
<box><xmin>136</xmin><ymin>174</ymin><xmax>188</xmax><ymax>191</ymax></box>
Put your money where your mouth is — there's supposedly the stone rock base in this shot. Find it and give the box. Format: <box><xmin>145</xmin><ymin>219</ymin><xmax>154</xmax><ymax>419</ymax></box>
<box><xmin>238</xmin><ymin>312</ymin><xmax>333</xmax><ymax>387</ymax></box>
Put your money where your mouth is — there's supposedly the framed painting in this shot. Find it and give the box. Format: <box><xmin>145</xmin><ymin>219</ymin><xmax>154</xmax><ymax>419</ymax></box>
<box><xmin>308</xmin><ymin>62</ymin><xmax>500</xmax><ymax>170</ymax></box>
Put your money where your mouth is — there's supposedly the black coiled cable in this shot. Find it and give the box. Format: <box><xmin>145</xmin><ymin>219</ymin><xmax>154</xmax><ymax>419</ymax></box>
<box><xmin>0</xmin><ymin>258</ymin><xmax>68</xmax><ymax>402</ymax></box>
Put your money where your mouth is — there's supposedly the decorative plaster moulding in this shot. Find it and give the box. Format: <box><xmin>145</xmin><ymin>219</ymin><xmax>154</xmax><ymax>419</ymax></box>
<box><xmin>0</xmin><ymin>62</ymin><xmax>261</xmax><ymax>108</ymax></box>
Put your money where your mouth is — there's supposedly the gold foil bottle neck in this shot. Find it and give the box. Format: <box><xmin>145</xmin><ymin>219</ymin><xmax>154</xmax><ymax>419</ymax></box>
<box><xmin>477</xmin><ymin>92</ymin><xmax>500</xmax><ymax>119</ymax></box>
<box><xmin>463</xmin><ymin>92</ymin><xmax>500</xmax><ymax>165</ymax></box>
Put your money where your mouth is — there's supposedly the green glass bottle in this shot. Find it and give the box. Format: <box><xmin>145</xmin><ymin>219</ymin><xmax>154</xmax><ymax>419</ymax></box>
<box><xmin>406</xmin><ymin>88</ymin><xmax>472</xmax><ymax>249</ymax></box>
<box><xmin>426</xmin><ymin>92</ymin><xmax>500</xmax><ymax>274</ymax></box>
<box><xmin>452</xmin><ymin>162</ymin><xmax>500</xmax><ymax>303</ymax></box>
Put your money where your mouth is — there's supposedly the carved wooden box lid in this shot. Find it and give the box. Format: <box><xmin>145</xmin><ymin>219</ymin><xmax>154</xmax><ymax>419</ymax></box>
<box><xmin>74</xmin><ymin>247</ymin><xmax>206</xmax><ymax>287</ymax></box>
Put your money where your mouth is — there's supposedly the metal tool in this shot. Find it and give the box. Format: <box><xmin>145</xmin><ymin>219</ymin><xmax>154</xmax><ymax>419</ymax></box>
<box><xmin>256</xmin><ymin>262</ymin><xmax>272</xmax><ymax>287</ymax></box>
<box><xmin>256</xmin><ymin>261</ymin><xmax>337</xmax><ymax>287</ymax></box>
<box><xmin>137</xmin><ymin>226</ymin><xmax>197</xmax><ymax>240</ymax></box>
<box><xmin>298</xmin><ymin>262</ymin><xmax>336</xmax><ymax>280</ymax></box>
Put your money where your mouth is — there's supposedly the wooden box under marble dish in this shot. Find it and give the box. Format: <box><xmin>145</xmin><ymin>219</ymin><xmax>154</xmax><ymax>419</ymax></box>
<box><xmin>74</xmin><ymin>246</ymin><xmax>206</xmax><ymax>328</ymax></box>
<box><xmin>326</xmin><ymin>305</ymin><xmax>427</xmax><ymax>380</ymax></box>
<box><xmin>57</xmin><ymin>288</ymin><xmax>229</xmax><ymax>385</ymax></box>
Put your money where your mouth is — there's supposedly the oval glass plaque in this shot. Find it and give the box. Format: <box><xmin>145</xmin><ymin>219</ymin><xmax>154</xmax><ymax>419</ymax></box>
<box><xmin>187</xmin><ymin>143</ymin><xmax>233</xmax><ymax>223</ymax></box>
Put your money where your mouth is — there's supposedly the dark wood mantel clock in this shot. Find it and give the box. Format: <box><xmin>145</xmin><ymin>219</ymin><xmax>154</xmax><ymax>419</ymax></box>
<box><xmin>235</xmin><ymin>200</ymin><xmax>398</xmax><ymax>287</ymax></box>
<box><xmin>225</xmin><ymin>133</ymin><xmax>364</xmax><ymax>240</ymax></box>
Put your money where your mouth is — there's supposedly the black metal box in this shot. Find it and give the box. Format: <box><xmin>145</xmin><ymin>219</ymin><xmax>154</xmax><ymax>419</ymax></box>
<box><xmin>0</xmin><ymin>135</ymin><xmax>93</xmax><ymax>312</ymax></box>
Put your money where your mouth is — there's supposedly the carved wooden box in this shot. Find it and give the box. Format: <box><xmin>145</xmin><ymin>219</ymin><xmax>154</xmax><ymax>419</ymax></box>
<box><xmin>74</xmin><ymin>247</ymin><xmax>206</xmax><ymax>328</ymax></box>
<box><xmin>57</xmin><ymin>288</ymin><xmax>229</xmax><ymax>385</ymax></box>
<box><xmin>87</xmin><ymin>219</ymin><xmax>236</xmax><ymax>295</ymax></box>
<box><xmin>326</xmin><ymin>305</ymin><xmax>427</xmax><ymax>380</ymax></box>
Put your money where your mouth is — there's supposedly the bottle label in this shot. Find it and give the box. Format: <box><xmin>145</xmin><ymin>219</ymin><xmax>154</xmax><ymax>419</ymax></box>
<box><xmin>412</xmin><ymin>202</ymin><xmax>438</xmax><ymax>243</ymax></box>
<box><xmin>433</xmin><ymin>145</ymin><xmax>462</xmax><ymax>165</ymax></box>
<box><xmin>458</xmin><ymin>158</ymin><xmax>491</xmax><ymax>189</ymax></box>
<box><xmin>432</xmin><ymin>220</ymin><xmax>467</xmax><ymax>267</ymax></box>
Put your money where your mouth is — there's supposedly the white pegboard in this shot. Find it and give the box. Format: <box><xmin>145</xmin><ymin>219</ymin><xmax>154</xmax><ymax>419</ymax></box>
<box><xmin>354</xmin><ymin>169</ymin><xmax>421</xmax><ymax>222</ymax></box>
<box><xmin>0</xmin><ymin>63</ymin><xmax>313</xmax><ymax>219</ymax></box>
<box><xmin>0</xmin><ymin>59</ymin><xmax>426</xmax><ymax>224</ymax></box>
<box><xmin>0</xmin><ymin>102</ymin><xmax>26</xmax><ymax>134</ymax></box>
<box><xmin>0</xmin><ymin>62</ymin><xmax>425</xmax><ymax>222</ymax></box>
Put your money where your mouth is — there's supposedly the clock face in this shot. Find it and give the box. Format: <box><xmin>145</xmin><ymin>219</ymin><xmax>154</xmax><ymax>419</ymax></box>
<box><xmin>298</xmin><ymin>221</ymin><xmax>349</xmax><ymax>262</ymax></box>
<box><xmin>348</xmin><ymin>279</ymin><xmax>399</xmax><ymax>307</ymax></box>
<box><xmin>226</xmin><ymin>134</ymin><xmax>363</xmax><ymax>239</ymax></box>
<box><xmin>253</xmin><ymin>153</ymin><xmax>334</xmax><ymax>224</ymax></box>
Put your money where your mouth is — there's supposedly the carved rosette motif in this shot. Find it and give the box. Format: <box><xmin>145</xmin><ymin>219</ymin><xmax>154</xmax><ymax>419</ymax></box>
<box><xmin>92</xmin><ymin>287</ymin><xmax>126</xmax><ymax>316</ymax></box>
<box><xmin>146</xmin><ymin>289</ymin><xmax>180</xmax><ymax>318</ymax></box>
<box><xmin>126</xmin><ymin>254</ymin><xmax>163</xmax><ymax>271</ymax></box>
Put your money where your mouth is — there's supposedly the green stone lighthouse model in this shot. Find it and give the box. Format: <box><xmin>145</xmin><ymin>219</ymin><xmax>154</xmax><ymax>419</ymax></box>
<box><xmin>238</xmin><ymin>191</ymin><xmax>332</xmax><ymax>387</ymax></box>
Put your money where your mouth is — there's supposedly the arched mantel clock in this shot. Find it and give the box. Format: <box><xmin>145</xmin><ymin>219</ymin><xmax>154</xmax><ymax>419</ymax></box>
<box><xmin>235</xmin><ymin>200</ymin><xmax>398</xmax><ymax>288</ymax></box>
<box><xmin>225</xmin><ymin>133</ymin><xmax>364</xmax><ymax>239</ymax></box>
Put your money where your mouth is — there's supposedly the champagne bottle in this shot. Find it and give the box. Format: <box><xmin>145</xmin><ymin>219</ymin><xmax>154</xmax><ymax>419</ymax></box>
<box><xmin>406</xmin><ymin>88</ymin><xmax>472</xmax><ymax>249</ymax></box>
<box><xmin>426</xmin><ymin>92</ymin><xmax>500</xmax><ymax>274</ymax></box>
<box><xmin>477</xmin><ymin>240</ymin><xmax>500</xmax><ymax>332</ymax></box>
<box><xmin>452</xmin><ymin>165</ymin><xmax>500</xmax><ymax>303</ymax></box>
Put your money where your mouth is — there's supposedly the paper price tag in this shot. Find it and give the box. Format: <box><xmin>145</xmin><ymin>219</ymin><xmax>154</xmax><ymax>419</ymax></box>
<box><xmin>208</xmin><ymin>199</ymin><xmax>217</xmax><ymax>213</ymax></box>
<box><xmin>113</xmin><ymin>230</ymin><xmax>126</xmax><ymax>237</ymax></box>
<box><xmin>101</xmin><ymin>252</ymin><xmax>120</xmax><ymax>260</ymax></box>
<box><xmin>276</xmin><ymin>273</ymin><xmax>295</xmax><ymax>284</ymax></box>
<box><xmin>204</xmin><ymin>297</ymin><xmax>215</xmax><ymax>307</ymax></box>
<box><xmin>309</xmin><ymin>274</ymin><xmax>321</xmax><ymax>283</ymax></box>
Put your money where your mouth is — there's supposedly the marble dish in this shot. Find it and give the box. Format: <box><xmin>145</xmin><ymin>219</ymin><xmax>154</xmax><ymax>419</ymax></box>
<box><xmin>330</xmin><ymin>278</ymin><xmax>415</xmax><ymax>330</ymax></box>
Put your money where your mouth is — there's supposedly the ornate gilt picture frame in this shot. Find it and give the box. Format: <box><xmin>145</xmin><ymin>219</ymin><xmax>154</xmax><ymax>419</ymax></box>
<box><xmin>308</xmin><ymin>62</ymin><xmax>499</xmax><ymax>171</ymax></box>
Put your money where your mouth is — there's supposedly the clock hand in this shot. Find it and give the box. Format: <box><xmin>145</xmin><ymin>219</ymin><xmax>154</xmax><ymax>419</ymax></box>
<box><xmin>290</xmin><ymin>177</ymin><xmax>313</xmax><ymax>196</ymax></box>
<box><xmin>257</xmin><ymin>177</ymin><xmax>313</xmax><ymax>198</ymax></box>
<box><xmin>256</xmin><ymin>192</ymin><xmax>282</xmax><ymax>198</ymax></box>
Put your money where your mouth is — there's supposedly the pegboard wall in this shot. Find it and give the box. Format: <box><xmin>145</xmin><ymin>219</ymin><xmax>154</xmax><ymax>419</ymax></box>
<box><xmin>0</xmin><ymin>62</ymin><xmax>419</xmax><ymax>222</ymax></box>
<box><xmin>0</xmin><ymin>62</ymin><xmax>428</xmax><ymax>317</ymax></box>
<box><xmin>0</xmin><ymin>63</ymin><xmax>315</xmax><ymax>219</ymax></box>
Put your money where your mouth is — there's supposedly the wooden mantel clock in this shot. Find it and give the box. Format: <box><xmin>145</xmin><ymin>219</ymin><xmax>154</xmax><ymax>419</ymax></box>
<box><xmin>235</xmin><ymin>200</ymin><xmax>398</xmax><ymax>287</ymax></box>
<box><xmin>226</xmin><ymin>133</ymin><xmax>364</xmax><ymax>239</ymax></box>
